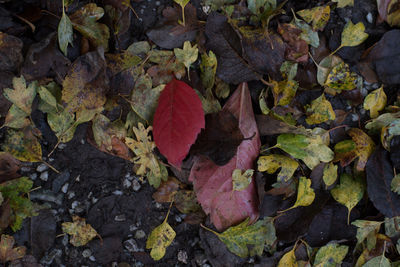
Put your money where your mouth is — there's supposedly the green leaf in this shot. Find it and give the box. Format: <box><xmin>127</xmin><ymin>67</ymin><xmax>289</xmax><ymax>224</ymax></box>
<box><xmin>365</xmin><ymin>112</ymin><xmax>400</xmax><ymax>135</ymax></box>
<box><xmin>3</xmin><ymin>105</ymin><xmax>30</xmax><ymax>129</ymax></box>
<box><xmin>314</xmin><ymin>242</ymin><xmax>349</xmax><ymax>267</ymax></box>
<box><xmin>47</xmin><ymin>109</ymin><xmax>76</xmax><ymax>143</ymax></box>
<box><xmin>341</xmin><ymin>21</ymin><xmax>368</xmax><ymax>48</ymax></box>
<box><xmin>331</xmin><ymin>174</ymin><xmax>364</xmax><ymax>224</ymax></box>
<box><xmin>362</xmin><ymin>255</ymin><xmax>391</xmax><ymax>267</ymax></box>
<box><xmin>322</xmin><ymin>162</ymin><xmax>338</xmax><ymax>188</ymax></box>
<box><xmin>305</xmin><ymin>94</ymin><xmax>336</xmax><ymax>125</ymax></box>
<box><xmin>200</xmin><ymin>51</ymin><xmax>217</xmax><ymax>90</ymax></box>
<box><xmin>352</xmin><ymin>220</ymin><xmax>382</xmax><ymax>250</ymax></box>
<box><xmin>174</xmin><ymin>41</ymin><xmax>198</xmax><ymax>76</ymax></box>
<box><xmin>209</xmin><ymin>217</ymin><xmax>276</xmax><ymax>258</ymax></box>
<box><xmin>381</xmin><ymin>119</ymin><xmax>400</xmax><ymax>151</ymax></box>
<box><xmin>2</xmin><ymin>128</ymin><xmax>42</xmax><ymax>162</ymax></box>
<box><xmin>58</xmin><ymin>12</ymin><xmax>74</xmax><ymax>56</ymax></box>
<box><xmin>297</xmin><ymin>5</ymin><xmax>330</xmax><ymax>31</ymax></box>
<box><xmin>293</xmin><ymin>12</ymin><xmax>319</xmax><ymax>48</ymax></box>
<box><xmin>391</xmin><ymin>174</ymin><xmax>400</xmax><ymax>195</ymax></box>
<box><xmin>3</xmin><ymin>76</ymin><xmax>37</xmax><ymax>116</ymax></box>
<box><xmin>174</xmin><ymin>0</ymin><xmax>190</xmax><ymax>8</ymax></box>
<box><xmin>257</xmin><ymin>154</ymin><xmax>298</xmax><ymax>182</ymax></box>
<box><xmin>232</xmin><ymin>169</ymin><xmax>254</xmax><ymax>191</ymax></box>
<box><xmin>276</xmin><ymin>133</ymin><xmax>334</xmax><ymax>170</ymax></box>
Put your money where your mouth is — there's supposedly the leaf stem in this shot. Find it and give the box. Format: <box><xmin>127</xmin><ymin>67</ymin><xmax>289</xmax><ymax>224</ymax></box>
<box><xmin>330</xmin><ymin>45</ymin><xmax>343</xmax><ymax>57</ymax></box>
<box><xmin>200</xmin><ymin>223</ymin><xmax>221</xmax><ymax>237</ymax></box>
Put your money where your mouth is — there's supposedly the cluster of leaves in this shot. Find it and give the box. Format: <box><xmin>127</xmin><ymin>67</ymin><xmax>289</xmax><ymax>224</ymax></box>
<box><xmin>2</xmin><ymin>0</ymin><xmax>400</xmax><ymax>264</ymax></box>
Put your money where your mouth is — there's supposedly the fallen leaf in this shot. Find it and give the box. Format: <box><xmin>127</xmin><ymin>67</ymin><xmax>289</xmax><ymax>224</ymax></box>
<box><xmin>277</xmin><ymin>246</ymin><xmax>297</xmax><ymax>267</ymax></box>
<box><xmin>2</xmin><ymin>127</ymin><xmax>42</xmax><ymax>162</ymax></box>
<box><xmin>314</xmin><ymin>242</ymin><xmax>348</xmax><ymax>266</ymax></box>
<box><xmin>334</xmin><ymin>139</ymin><xmax>357</xmax><ymax>167</ymax></box>
<box><xmin>58</xmin><ymin>10</ymin><xmax>73</xmax><ymax>56</ymax></box>
<box><xmin>281</xmin><ymin>176</ymin><xmax>315</xmax><ymax>212</ymax></box>
<box><xmin>392</xmin><ymin>174</ymin><xmax>400</xmax><ymax>194</ymax></box>
<box><xmin>190</xmin><ymin>110</ymin><xmax>244</xmax><ymax>166</ymax></box>
<box><xmin>278</xmin><ymin>23</ymin><xmax>309</xmax><ymax>63</ymax></box>
<box><xmin>365</xmin><ymin>112</ymin><xmax>400</xmax><ymax>135</ymax></box>
<box><xmin>305</xmin><ymin>94</ymin><xmax>336</xmax><ymax>125</ymax></box>
<box><xmin>275</xmin><ymin>133</ymin><xmax>334</xmax><ymax>170</ymax></box>
<box><xmin>232</xmin><ymin>169</ymin><xmax>254</xmax><ymax>191</ymax></box>
<box><xmin>0</xmin><ymin>235</ymin><xmax>26</xmax><ymax>263</ymax></box>
<box><xmin>69</xmin><ymin>3</ymin><xmax>110</xmax><ymax>50</ymax></box>
<box><xmin>271</xmin><ymin>79</ymin><xmax>299</xmax><ymax>106</ymax></box>
<box><xmin>146</xmin><ymin>208</ymin><xmax>176</xmax><ymax>261</ymax></box>
<box><xmin>152</xmin><ymin>177</ymin><xmax>182</xmax><ymax>203</ymax></box>
<box><xmin>3</xmin><ymin>76</ymin><xmax>37</xmax><ymax>116</ymax></box>
<box><xmin>352</xmin><ymin>220</ymin><xmax>383</xmax><ymax>250</ymax></box>
<box><xmin>333</xmin><ymin>20</ymin><xmax>368</xmax><ymax>55</ymax></box>
<box><xmin>362</xmin><ymin>254</ymin><xmax>391</xmax><ymax>267</ymax></box>
<box><xmin>364</xmin><ymin>86</ymin><xmax>387</xmax><ymax>119</ymax></box>
<box><xmin>174</xmin><ymin>190</ymin><xmax>201</xmax><ymax>214</ymax></box>
<box><xmin>317</xmin><ymin>55</ymin><xmax>343</xmax><ymax>86</ymax></box>
<box><xmin>189</xmin><ymin>83</ymin><xmax>260</xmax><ymax>230</ymax></box>
<box><xmin>366</xmin><ymin>148</ymin><xmax>400</xmax><ymax>218</ymax></box>
<box><xmin>297</xmin><ymin>5</ymin><xmax>330</xmax><ymax>31</ymax></box>
<box><xmin>0</xmin><ymin>32</ymin><xmax>23</xmax><ymax>73</ymax></box>
<box><xmin>153</xmin><ymin>78</ymin><xmax>205</xmax><ymax>168</ymax></box>
<box><xmin>256</xmin><ymin>115</ymin><xmax>311</xmax><ymax>136</ymax></box>
<box><xmin>333</xmin><ymin>0</ymin><xmax>354</xmax><ymax>8</ymax></box>
<box><xmin>62</xmin><ymin>216</ymin><xmax>99</xmax><ymax>247</ymax></box>
<box><xmin>331</xmin><ymin>173</ymin><xmax>364</xmax><ymax>224</ymax></box>
<box><xmin>125</xmin><ymin>123</ymin><xmax>168</xmax><ymax>188</ymax></box>
<box><xmin>381</xmin><ymin>119</ymin><xmax>400</xmax><ymax>151</ymax></box>
<box><xmin>0</xmin><ymin>152</ymin><xmax>20</xmax><ymax>183</ymax></box>
<box><xmin>174</xmin><ymin>41</ymin><xmax>198</xmax><ymax>76</ymax></box>
<box><xmin>257</xmin><ymin>154</ymin><xmax>298</xmax><ymax>182</ymax></box>
<box><xmin>348</xmin><ymin>128</ymin><xmax>375</xmax><ymax>171</ymax></box>
<box><xmin>325</xmin><ymin>62</ymin><xmax>358</xmax><ymax>94</ymax></box>
<box><xmin>203</xmin><ymin>217</ymin><xmax>276</xmax><ymax>258</ymax></box>
<box><xmin>322</xmin><ymin>162</ymin><xmax>338</xmax><ymax>188</ymax></box>
<box><xmin>200</xmin><ymin>51</ymin><xmax>217</xmax><ymax>90</ymax></box>
<box><xmin>292</xmin><ymin>12</ymin><xmax>320</xmax><ymax>48</ymax></box>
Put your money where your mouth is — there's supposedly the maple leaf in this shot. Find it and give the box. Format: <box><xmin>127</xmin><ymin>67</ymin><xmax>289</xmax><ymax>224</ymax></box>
<box><xmin>125</xmin><ymin>123</ymin><xmax>168</xmax><ymax>188</ymax></box>
<box><xmin>0</xmin><ymin>235</ymin><xmax>26</xmax><ymax>263</ymax></box>
<box><xmin>3</xmin><ymin>76</ymin><xmax>37</xmax><ymax>116</ymax></box>
<box><xmin>174</xmin><ymin>41</ymin><xmax>198</xmax><ymax>79</ymax></box>
<box><xmin>62</xmin><ymin>216</ymin><xmax>99</xmax><ymax>247</ymax></box>
<box><xmin>153</xmin><ymin>78</ymin><xmax>205</xmax><ymax>168</ymax></box>
<box><xmin>189</xmin><ymin>83</ymin><xmax>260</xmax><ymax>231</ymax></box>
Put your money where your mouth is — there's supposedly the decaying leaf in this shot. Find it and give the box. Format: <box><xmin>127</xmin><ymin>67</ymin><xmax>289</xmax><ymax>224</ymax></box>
<box><xmin>348</xmin><ymin>128</ymin><xmax>375</xmax><ymax>171</ymax></box>
<box><xmin>381</xmin><ymin>119</ymin><xmax>400</xmax><ymax>151</ymax></box>
<box><xmin>0</xmin><ymin>235</ymin><xmax>26</xmax><ymax>263</ymax></box>
<box><xmin>271</xmin><ymin>79</ymin><xmax>299</xmax><ymax>106</ymax></box>
<box><xmin>146</xmin><ymin>207</ymin><xmax>176</xmax><ymax>261</ymax></box>
<box><xmin>391</xmin><ymin>174</ymin><xmax>400</xmax><ymax>194</ymax></box>
<box><xmin>277</xmin><ymin>246</ymin><xmax>297</xmax><ymax>267</ymax></box>
<box><xmin>232</xmin><ymin>169</ymin><xmax>254</xmax><ymax>191</ymax></box>
<box><xmin>58</xmin><ymin>9</ymin><xmax>73</xmax><ymax>56</ymax></box>
<box><xmin>174</xmin><ymin>41</ymin><xmax>198</xmax><ymax>77</ymax></box>
<box><xmin>152</xmin><ymin>177</ymin><xmax>182</xmax><ymax>203</ymax></box>
<box><xmin>125</xmin><ymin>123</ymin><xmax>167</xmax><ymax>188</ymax></box>
<box><xmin>352</xmin><ymin>220</ymin><xmax>383</xmax><ymax>250</ymax></box>
<box><xmin>0</xmin><ymin>152</ymin><xmax>20</xmax><ymax>183</ymax></box>
<box><xmin>332</xmin><ymin>20</ymin><xmax>368</xmax><ymax>55</ymax></box>
<box><xmin>363</xmin><ymin>254</ymin><xmax>391</xmax><ymax>267</ymax></box>
<box><xmin>325</xmin><ymin>62</ymin><xmax>358</xmax><ymax>94</ymax></box>
<box><xmin>314</xmin><ymin>242</ymin><xmax>349</xmax><ymax>266</ymax></box>
<box><xmin>331</xmin><ymin>174</ymin><xmax>364</xmax><ymax>224</ymax></box>
<box><xmin>2</xmin><ymin>127</ymin><xmax>42</xmax><ymax>162</ymax></box>
<box><xmin>283</xmin><ymin>176</ymin><xmax>315</xmax><ymax>212</ymax></box>
<box><xmin>275</xmin><ymin>133</ymin><xmax>334</xmax><ymax>170</ymax></box>
<box><xmin>202</xmin><ymin>217</ymin><xmax>276</xmax><ymax>258</ymax></box>
<box><xmin>364</xmin><ymin>86</ymin><xmax>387</xmax><ymax>119</ymax></box>
<box><xmin>174</xmin><ymin>190</ymin><xmax>201</xmax><ymax>214</ymax></box>
<box><xmin>333</xmin><ymin>0</ymin><xmax>354</xmax><ymax>8</ymax></box>
<box><xmin>322</xmin><ymin>162</ymin><xmax>338</xmax><ymax>188</ymax></box>
<box><xmin>305</xmin><ymin>94</ymin><xmax>336</xmax><ymax>125</ymax></box>
<box><xmin>297</xmin><ymin>5</ymin><xmax>330</xmax><ymax>31</ymax></box>
<box><xmin>257</xmin><ymin>154</ymin><xmax>298</xmax><ymax>182</ymax></box>
<box><xmin>62</xmin><ymin>216</ymin><xmax>99</xmax><ymax>247</ymax></box>
<box><xmin>200</xmin><ymin>51</ymin><xmax>217</xmax><ymax>90</ymax></box>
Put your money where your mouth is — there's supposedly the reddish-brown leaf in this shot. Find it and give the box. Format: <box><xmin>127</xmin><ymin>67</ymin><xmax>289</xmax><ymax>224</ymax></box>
<box><xmin>189</xmin><ymin>83</ymin><xmax>260</xmax><ymax>231</ymax></box>
<box><xmin>153</xmin><ymin>79</ymin><xmax>205</xmax><ymax>168</ymax></box>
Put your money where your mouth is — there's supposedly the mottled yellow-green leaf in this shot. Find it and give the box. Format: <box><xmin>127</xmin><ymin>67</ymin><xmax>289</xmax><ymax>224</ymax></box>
<box><xmin>58</xmin><ymin>11</ymin><xmax>73</xmax><ymax>56</ymax></box>
<box><xmin>280</xmin><ymin>61</ymin><xmax>298</xmax><ymax>80</ymax></box>
<box><xmin>146</xmin><ymin>213</ymin><xmax>176</xmax><ymax>261</ymax></box>
<box><xmin>278</xmin><ymin>246</ymin><xmax>297</xmax><ymax>267</ymax></box>
<box><xmin>2</xmin><ymin>128</ymin><xmax>42</xmax><ymax>162</ymax></box>
<box><xmin>381</xmin><ymin>119</ymin><xmax>400</xmax><ymax>151</ymax></box>
<box><xmin>348</xmin><ymin>128</ymin><xmax>375</xmax><ymax>171</ymax></box>
<box><xmin>297</xmin><ymin>5</ymin><xmax>330</xmax><ymax>31</ymax></box>
<box><xmin>3</xmin><ymin>105</ymin><xmax>30</xmax><ymax>129</ymax></box>
<box><xmin>341</xmin><ymin>21</ymin><xmax>368</xmax><ymax>48</ymax></box>
<box><xmin>106</xmin><ymin>51</ymin><xmax>142</xmax><ymax>75</ymax></box>
<box><xmin>365</xmin><ymin>112</ymin><xmax>400</xmax><ymax>135</ymax></box>
<box><xmin>215</xmin><ymin>77</ymin><xmax>230</xmax><ymax>99</ymax></box>
<box><xmin>292</xmin><ymin>12</ymin><xmax>319</xmax><ymax>48</ymax></box>
<box><xmin>3</xmin><ymin>76</ymin><xmax>37</xmax><ymax>116</ymax></box>
<box><xmin>62</xmin><ymin>216</ymin><xmax>99</xmax><ymax>247</ymax></box>
<box><xmin>325</xmin><ymin>62</ymin><xmax>358</xmax><ymax>94</ymax></box>
<box><xmin>333</xmin><ymin>0</ymin><xmax>354</xmax><ymax>8</ymax></box>
<box><xmin>258</xmin><ymin>154</ymin><xmax>298</xmax><ymax>182</ymax></box>
<box><xmin>305</xmin><ymin>94</ymin><xmax>336</xmax><ymax>125</ymax></box>
<box><xmin>352</xmin><ymin>220</ymin><xmax>382</xmax><ymax>250</ymax></box>
<box><xmin>391</xmin><ymin>174</ymin><xmax>400</xmax><ymax>195</ymax></box>
<box><xmin>271</xmin><ymin>79</ymin><xmax>298</xmax><ymax>106</ymax></box>
<box><xmin>200</xmin><ymin>51</ymin><xmax>217</xmax><ymax>90</ymax></box>
<box><xmin>282</xmin><ymin>177</ymin><xmax>315</xmax><ymax>212</ymax></box>
<box><xmin>207</xmin><ymin>217</ymin><xmax>276</xmax><ymax>258</ymax></box>
<box><xmin>174</xmin><ymin>41</ymin><xmax>198</xmax><ymax>75</ymax></box>
<box><xmin>38</xmin><ymin>85</ymin><xmax>59</xmax><ymax>113</ymax></box>
<box><xmin>232</xmin><ymin>169</ymin><xmax>254</xmax><ymax>191</ymax></box>
<box><xmin>323</xmin><ymin>162</ymin><xmax>338</xmax><ymax>188</ymax></box>
<box><xmin>47</xmin><ymin>109</ymin><xmax>76</xmax><ymax>143</ymax></box>
<box><xmin>276</xmin><ymin>134</ymin><xmax>334</xmax><ymax>170</ymax></box>
<box><xmin>317</xmin><ymin>55</ymin><xmax>343</xmax><ymax>86</ymax></box>
<box><xmin>334</xmin><ymin>139</ymin><xmax>357</xmax><ymax>167</ymax></box>
<box><xmin>364</xmin><ymin>86</ymin><xmax>387</xmax><ymax>119</ymax></box>
<box><xmin>362</xmin><ymin>255</ymin><xmax>391</xmax><ymax>267</ymax></box>
<box><xmin>125</xmin><ymin>123</ymin><xmax>167</xmax><ymax>188</ymax></box>
<box><xmin>314</xmin><ymin>242</ymin><xmax>348</xmax><ymax>267</ymax></box>
<box><xmin>0</xmin><ymin>235</ymin><xmax>26</xmax><ymax>263</ymax></box>
<box><xmin>331</xmin><ymin>174</ymin><xmax>364</xmax><ymax>224</ymax></box>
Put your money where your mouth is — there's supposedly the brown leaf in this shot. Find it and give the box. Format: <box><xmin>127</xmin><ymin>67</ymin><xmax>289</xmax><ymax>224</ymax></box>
<box><xmin>0</xmin><ymin>235</ymin><xmax>26</xmax><ymax>263</ymax></box>
<box><xmin>0</xmin><ymin>32</ymin><xmax>23</xmax><ymax>73</ymax></box>
<box><xmin>0</xmin><ymin>152</ymin><xmax>21</xmax><ymax>183</ymax></box>
<box><xmin>278</xmin><ymin>23</ymin><xmax>309</xmax><ymax>63</ymax></box>
<box><xmin>152</xmin><ymin>177</ymin><xmax>183</xmax><ymax>203</ymax></box>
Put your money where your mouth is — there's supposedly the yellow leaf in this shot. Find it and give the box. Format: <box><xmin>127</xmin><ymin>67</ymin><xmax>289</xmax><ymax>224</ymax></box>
<box><xmin>305</xmin><ymin>94</ymin><xmax>336</xmax><ymax>125</ymax></box>
<box><xmin>325</xmin><ymin>62</ymin><xmax>358</xmax><ymax>94</ymax></box>
<box><xmin>387</xmin><ymin>0</ymin><xmax>400</xmax><ymax>26</ymax></box>
<box><xmin>348</xmin><ymin>128</ymin><xmax>375</xmax><ymax>171</ymax></box>
<box><xmin>322</xmin><ymin>162</ymin><xmax>338</xmax><ymax>188</ymax></box>
<box><xmin>146</xmin><ymin>206</ymin><xmax>176</xmax><ymax>261</ymax></box>
<box><xmin>363</xmin><ymin>86</ymin><xmax>387</xmax><ymax>119</ymax></box>
<box><xmin>232</xmin><ymin>169</ymin><xmax>254</xmax><ymax>191</ymax></box>
<box><xmin>278</xmin><ymin>246</ymin><xmax>298</xmax><ymax>267</ymax></box>
<box><xmin>125</xmin><ymin>123</ymin><xmax>168</xmax><ymax>188</ymax></box>
<box><xmin>200</xmin><ymin>51</ymin><xmax>217</xmax><ymax>90</ymax></box>
<box><xmin>333</xmin><ymin>0</ymin><xmax>354</xmax><ymax>8</ymax></box>
<box><xmin>271</xmin><ymin>79</ymin><xmax>298</xmax><ymax>106</ymax></box>
<box><xmin>297</xmin><ymin>5</ymin><xmax>330</xmax><ymax>31</ymax></box>
<box><xmin>62</xmin><ymin>216</ymin><xmax>99</xmax><ymax>247</ymax></box>
<box><xmin>341</xmin><ymin>21</ymin><xmax>368</xmax><ymax>48</ymax></box>
<box><xmin>257</xmin><ymin>154</ymin><xmax>298</xmax><ymax>182</ymax></box>
<box><xmin>2</xmin><ymin>127</ymin><xmax>42</xmax><ymax>162</ymax></box>
<box><xmin>331</xmin><ymin>174</ymin><xmax>364</xmax><ymax>224</ymax></box>
<box><xmin>0</xmin><ymin>235</ymin><xmax>26</xmax><ymax>263</ymax></box>
<box><xmin>281</xmin><ymin>177</ymin><xmax>315</xmax><ymax>212</ymax></box>
<box><xmin>3</xmin><ymin>76</ymin><xmax>37</xmax><ymax>115</ymax></box>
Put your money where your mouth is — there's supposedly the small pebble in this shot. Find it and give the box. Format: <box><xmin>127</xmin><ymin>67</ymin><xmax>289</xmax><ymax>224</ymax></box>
<box><xmin>40</xmin><ymin>171</ymin><xmax>49</xmax><ymax>181</ymax></box>
<box><xmin>155</xmin><ymin>202</ymin><xmax>162</xmax><ymax>209</ymax></box>
<box><xmin>155</xmin><ymin>1</ymin><xmax>161</xmax><ymax>6</ymax></box>
<box><xmin>21</xmin><ymin>167</ymin><xmax>31</xmax><ymax>172</ymax></box>
<box><xmin>113</xmin><ymin>190</ymin><xmax>123</xmax><ymax>196</ymax></box>
<box><xmin>71</xmin><ymin>201</ymin><xmax>79</xmax><ymax>209</ymax></box>
<box><xmin>82</xmin><ymin>249</ymin><xmax>92</xmax><ymax>258</ymax></box>
<box><xmin>58</xmin><ymin>143</ymin><xmax>67</xmax><ymax>150</ymax></box>
<box><xmin>366</xmin><ymin>12</ymin><xmax>373</xmax><ymax>24</ymax></box>
<box><xmin>92</xmin><ymin>197</ymin><xmax>98</xmax><ymax>204</ymax></box>
<box><xmin>89</xmin><ymin>256</ymin><xmax>96</xmax><ymax>262</ymax></box>
<box><xmin>80</xmin><ymin>139</ymin><xmax>85</xmax><ymax>144</ymax></box>
<box><xmin>68</xmin><ymin>192</ymin><xmax>75</xmax><ymax>199</ymax></box>
<box><xmin>134</xmin><ymin>230</ymin><xmax>146</xmax><ymax>239</ymax></box>
<box><xmin>62</xmin><ymin>235</ymin><xmax>69</xmax><ymax>246</ymax></box>
<box><xmin>61</xmin><ymin>183</ymin><xmax>69</xmax><ymax>193</ymax></box>
<box><xmin>40</xmin><ymin>249</ymin><xmax>62</xmax><ymax>265</ymax></box>
<box><xmin>115</xmin><ymin>214</ymin><xmax>126</xmax><ymax>222</ymax></box>
<box><xmin>177</xmin><ymin>250</ymin><xmax>188</xmax><ymax>264</ymax></box>
<box><xmin>29</xmin><ymin>173</ymin><xmax>37</xmax><ymax>180</ymax></box>
<box><xmin>36</xmin><ymin>163</ymin><xmax>48</xmax><ymax>172</ymax></box>
<box><xmin>130</xmin><ymin>224</ymin><xmax>138</xmax><ymax>232</ymax></box>
<box><xmin>175</xmin><ymin>215</ymin><xmax>182</xmax><ymax>223</ymax></box>
<box><xmin>132</xmin><ymin>180</ymin><xmax>141</xmax><ymax>191</ymax></box>
<box><xmin>123</xmin><ymin>179</ymin><xmax>132</xmax><ymax>188</ymax></box>
<box><xmin>351</xmin><ymin>113</ymin><xmax>359</xmax><ymax>122</ymax></box>
<box><xmin>124</xmin><ymin>239</ymin><xmax>140</xmax><ymax>253</ymax></box>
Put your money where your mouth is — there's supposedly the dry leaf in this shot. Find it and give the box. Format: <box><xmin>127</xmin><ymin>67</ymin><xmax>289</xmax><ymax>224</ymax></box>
<box><xmin>0</xmin><ymin>235</ymin><xmax>26</xmax><ymax>263</ymax></box>
<box><xmin>62</xmin><ymin>216</ymin><xmax>99</xmax><ymax>247</ymax></box>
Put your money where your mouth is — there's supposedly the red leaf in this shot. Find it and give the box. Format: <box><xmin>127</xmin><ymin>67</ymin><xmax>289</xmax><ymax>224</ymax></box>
<box><xmin>189</xmin><ymin>83</ymin><xmax>260</xmax><ymax>231</ymax></box>
<box><xmin>153</xmin><ymin>79</ymin><xmax>205</xmax><ymax>168</ymax></box>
